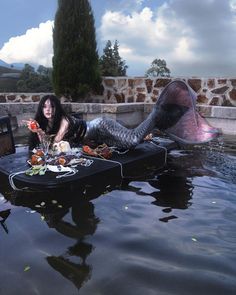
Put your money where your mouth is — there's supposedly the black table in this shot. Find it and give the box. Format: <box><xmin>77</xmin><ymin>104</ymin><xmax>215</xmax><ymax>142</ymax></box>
<box><xmin>0</xmin><ymin>139</ymin><xmax>176</xmax><ymax>191</ymax></box>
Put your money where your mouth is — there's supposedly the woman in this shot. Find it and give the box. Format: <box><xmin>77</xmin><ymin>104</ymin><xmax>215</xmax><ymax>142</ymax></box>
<box><xmin>26</xmin><ymin>80</ymin><xmax>219</xmax><ymax>150</ymax></box>
<box><xmin>27</xmin><ymin>95</ymin><xmax>87</xmax><ymax>150</ymax></box>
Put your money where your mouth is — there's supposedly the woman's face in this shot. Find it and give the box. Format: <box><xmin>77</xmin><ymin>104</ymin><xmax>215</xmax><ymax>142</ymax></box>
<box><xmin>43</xmin><ymin>99</ymin><xmax>55</xmax><ymax>121</ymax></box>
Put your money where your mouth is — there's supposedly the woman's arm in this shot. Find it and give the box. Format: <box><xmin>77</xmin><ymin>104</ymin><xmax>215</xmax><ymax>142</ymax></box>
<box><xmin>54</xmin><ymin>117</ymin><xmax>70</xmax><ymax>143</ymax></box>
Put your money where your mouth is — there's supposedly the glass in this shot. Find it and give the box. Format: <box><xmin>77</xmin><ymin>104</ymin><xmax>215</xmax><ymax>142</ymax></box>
<box><xmin>41</xmin><ymin>134</ymin><xmax>54</xmax><ymax>161</ymax></box>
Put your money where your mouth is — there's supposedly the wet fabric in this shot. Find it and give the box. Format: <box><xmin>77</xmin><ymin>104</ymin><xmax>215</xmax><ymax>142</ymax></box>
<box><xmin>66</xmin><ymin>117</ymin><xmax>87</xmax><ymax>145</ymax></box>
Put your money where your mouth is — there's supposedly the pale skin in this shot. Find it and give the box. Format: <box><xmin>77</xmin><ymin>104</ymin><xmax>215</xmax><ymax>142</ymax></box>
<box><xmin>23</xmin><ymin>99</ymin><xmax>69</xmax><ymax>143</ymax></box>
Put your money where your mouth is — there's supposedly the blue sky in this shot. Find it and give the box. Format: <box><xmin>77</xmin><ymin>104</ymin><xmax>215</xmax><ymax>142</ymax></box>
<box><xmin>0</xmin><ymin>0</ymin><xmax>236</xmax><ymax>77</ymax></box>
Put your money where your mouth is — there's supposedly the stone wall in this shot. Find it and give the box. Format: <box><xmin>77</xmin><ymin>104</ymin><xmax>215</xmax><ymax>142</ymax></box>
<box><xmin>102</xmin><ymin>77</ymin><xmax>236</xmax><ymax>106</ymax></box>
<box><xmin>0</xmin><ymin>77</ymin><xmax>235</xmax><ymax>106</ymax></box>
<box><xmin>0</xmin><ymin>93</ymin><xmax>51</xmax><ymax>103</ymax></box>
<box><xmin>0</xmin><ymin>77</ymin><xmax>236</xmax><ymax>135</ymax></box>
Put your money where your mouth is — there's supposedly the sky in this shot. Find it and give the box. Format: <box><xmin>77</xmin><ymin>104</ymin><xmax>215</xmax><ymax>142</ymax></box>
<box><xmin>0</xmin><ymin>0</ymin><xmax>236</xmax><ymax>77</ymax></box>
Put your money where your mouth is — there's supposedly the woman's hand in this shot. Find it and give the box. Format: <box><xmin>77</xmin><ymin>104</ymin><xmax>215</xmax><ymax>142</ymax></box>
<box><xmin>144</xmin><ymin>133</ymin><xmax>153</xmax><ymax>141</ymax></box>
<box><xmin>22</xmin><ymin>119</ymin><xmax>39</xmax><ymax>132</ymax></box>
<box><xmin>22</xmin><ymin>119</ymin><xmax>45</xmax><ymax>140</ymax></box>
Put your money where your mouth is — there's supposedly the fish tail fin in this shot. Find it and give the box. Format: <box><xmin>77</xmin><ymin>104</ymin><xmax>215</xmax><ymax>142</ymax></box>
<box><xmin>155</xmin><ymin>80</ymin><xmax>220</xmax><ymax>144</ymax></box>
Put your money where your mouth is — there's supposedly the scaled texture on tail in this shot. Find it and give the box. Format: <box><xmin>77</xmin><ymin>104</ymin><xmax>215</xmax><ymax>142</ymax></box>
<box><xmin>84</xmin><ymin>80</ymin><xmax>220</xmax><ymax>149</ymax></box>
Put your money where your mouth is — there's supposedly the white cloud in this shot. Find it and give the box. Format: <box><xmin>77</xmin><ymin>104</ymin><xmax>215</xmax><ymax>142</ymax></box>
<box><xmin>100</xmin><ymin>0</ymin><xmax>236</xmax><ymax>77</ymax></box>
<box><xmin>99</xmin><ymin>4</ymin><xmax>198</xmax><ymax>75</ymax></box>
<box><xmin>0</xmin><ymin>20</ymin><xmax>53</xmax><ymax>67</ymax></box>
<box><xmin>0</xmin><ymin>0</ymin><xmax>235</xmax><ymax>77</ymax></box>
<box><xmin>172</xmin><ymin>37</ymin><xmax>196</xmax><ymax>62</ymax></box>
<box><xmin>136</xmin><ymin>0</ymin><xmax>145</xmax><ymax>5</ymax></box>
<box><xmin>230</xmin><ymin>0</ymin><xmax>236</xmax><ymax>10</ymax></box>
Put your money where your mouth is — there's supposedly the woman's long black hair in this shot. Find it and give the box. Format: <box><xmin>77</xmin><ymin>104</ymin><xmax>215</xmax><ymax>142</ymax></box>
<box><xmin>29</xmin><ymin>95</ymin><xmax>71</xmax><ymax>149</ymax></box>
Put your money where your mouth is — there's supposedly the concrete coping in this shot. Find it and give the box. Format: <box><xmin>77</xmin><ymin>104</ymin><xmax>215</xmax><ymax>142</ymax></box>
<box><xmin>0</xmin><ymin>102</ymin><xmax>236</xmax><ymax>119</ymax></box>
<box><xmin>197</xmin><ymin>105</ymin><xmax>236</xmax><ymax>119</ymax></box>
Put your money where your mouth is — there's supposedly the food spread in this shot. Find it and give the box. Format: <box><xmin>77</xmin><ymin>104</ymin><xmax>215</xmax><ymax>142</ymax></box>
<box><xmin>25</xmin><ymin>141</ymin><xmax>99</xmax><ymax>176</ymax></box>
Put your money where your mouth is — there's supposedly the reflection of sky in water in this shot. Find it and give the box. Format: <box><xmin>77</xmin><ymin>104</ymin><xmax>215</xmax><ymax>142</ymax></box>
<box><xmin>0</xmin><ymin>137</ymin><xmax>236</xmax><ymax>294</ymax></box>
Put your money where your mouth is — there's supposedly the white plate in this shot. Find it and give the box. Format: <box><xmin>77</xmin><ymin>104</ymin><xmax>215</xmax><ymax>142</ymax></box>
<box><xmin>47</xmin><ymin>165</ymin><xmax>74</xmax><ymax>172</ymax></box>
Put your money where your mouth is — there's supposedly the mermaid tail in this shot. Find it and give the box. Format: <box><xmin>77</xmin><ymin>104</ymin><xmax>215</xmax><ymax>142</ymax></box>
<box><xmin>164</xmin><ymin>108</ymin><xmax>219</xmax><ymax>144</ymax></box>
<box><xmin>84</xmin><ymin>80</ymin><xmax>220</xmax><ymax>149</ymax></box>
<box><xmin>84</xmin><ymin>112</ymin><xmax>158</xmax><ymax>149</ymax></box>
<box><xmin>156</xmin><ymin>80</ymin><xmax>220</xmax><ymax>144</ymax></box>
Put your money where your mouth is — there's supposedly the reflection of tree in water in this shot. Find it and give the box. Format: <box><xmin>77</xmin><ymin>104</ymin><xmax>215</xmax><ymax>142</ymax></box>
<box><xmin>3</xmin><ymin>186</ymin><xmax>101</xmax><ymax>292</ymax></box>
<box><xmin>0</xmin><ymin>208</ymin><xmax>11</xmax><ymax>233</ymax></box>
<box><xmin>47</xmin><ymin>251</ymin><xmax>91</xmax><ymax>290</ymax></box>
<box><xmin>149</xmin><ymin>173</ymin><xmax>193</xmax><ymax>222</ymax></box>
<box><xmin>149</xmin><ymin>173</ymin><xmax>193</xmax><ymax>210</ymax></box>
<box><xmin>45</xmin><ymin>198</ymin><xmax>99</xmax><ymax>290</ymax></box>
<box><xmin>0</xmin><ymin>183</ymin><xmax>15</xmax><ymax>234</ymax></box>
<box><xmin>147</xmin><ymin>150</ymin><xmax>196</xmax><ymax>222</ymax></box>
<box><xmin>122</xmin><ymin>170</ymin><xmax>193</xmax><ymax>223</ymax></box>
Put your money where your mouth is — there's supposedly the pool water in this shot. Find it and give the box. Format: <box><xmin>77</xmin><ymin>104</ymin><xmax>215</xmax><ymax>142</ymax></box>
<box><xmin>0</xmin><ymin>135</ymin><xmax>236</xmax><ymax>295</ymax></box>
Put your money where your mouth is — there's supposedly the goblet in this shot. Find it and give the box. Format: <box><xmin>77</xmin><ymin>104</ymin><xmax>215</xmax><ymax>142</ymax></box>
<box><xmin>41</xmin><ymin>134</ymin><xmax>54</xmax><ymax>161</ymax></box>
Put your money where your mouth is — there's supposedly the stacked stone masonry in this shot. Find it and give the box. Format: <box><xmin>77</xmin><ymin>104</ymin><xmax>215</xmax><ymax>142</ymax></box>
<box><xmin>102</xmin><ymin>77</ymin><xmax>236</xmax><ymax>106</ymax></box>
<box><xmin>0</xmin><ymin>77</ymin><xmax>235</xmax><ymax>106</ymax></box>
<box><xmin>0</xmin><ymin>77</ymin><xmax>236</xmax><ymax>135</ymax></box>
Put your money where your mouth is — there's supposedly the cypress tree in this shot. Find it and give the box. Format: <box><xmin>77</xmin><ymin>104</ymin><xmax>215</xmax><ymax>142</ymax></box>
<box><xmin>99</xmin><ymin>40</ymin><xmax>128</xmax><ymax>76</ymax></box>
<box><xmin>52</xmin><ymin>0</ymin><xmax>101</xmax><ymax>101</ymax></box>
<box><xmin>99</xmin><ymin>40</ymin><xmax>115</xmax><ymax>76</ymax></box>
<box><xmin>113</xmin><ymin>40</ymin><xmax>128</xmax><ymax>76</ymax></box>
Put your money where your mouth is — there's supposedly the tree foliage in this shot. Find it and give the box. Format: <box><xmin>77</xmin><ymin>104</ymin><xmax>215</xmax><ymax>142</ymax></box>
<box><xmin>16</xmin><ymin>64</ymin><xmax>53</xmax><ymax>92</ymax></box>
<box><xmin>52</xmin><ymin>0</ymin><xmax>101</xmax><ymax>101</ymax></box>
<box><xmin>145</xmin><ymin>58</ymin><xmax>171</xmax><ymax>77</ymax></box>
<box><xmin>99</xmin><ymin>40</ymin><xmax>128</xmax><ymax>76</ymax></box>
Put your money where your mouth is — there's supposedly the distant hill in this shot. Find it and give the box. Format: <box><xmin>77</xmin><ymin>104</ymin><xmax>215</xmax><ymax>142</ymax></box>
<box><xmin>0</xmin><ymin>59</ymin><xmax>25</xmax><ymax>70</ymax></box>
<box><xmin>0</xmin><ymin>65</ymin><xmax>21</xmax><ymax>75</ymax></box>
<box><xmin>0</xmin><ymin>59</ymin><xmax>9</xmax><ymax>68</ymax></box>
<box><xmin>0</xmin><ymin>60</ymin><xmax>53</xmax><ymax>92</ymax></box>
<box><xmin>0</xmin><ymin>65</ymin><xmax>22</xmax><ymax>92</ymax></box>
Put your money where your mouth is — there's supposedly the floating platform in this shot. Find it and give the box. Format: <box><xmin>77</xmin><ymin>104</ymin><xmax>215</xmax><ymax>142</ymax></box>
<box><xmin>0</xmin><ymin>138</ymin><xmax>176</xmax><ymax>191</ymax></box>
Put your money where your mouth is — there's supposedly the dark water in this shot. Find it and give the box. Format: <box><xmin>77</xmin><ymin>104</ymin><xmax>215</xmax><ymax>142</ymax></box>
<box><xmin>0</xmin><ymin>136</ymin><xmax>236</xmax><ymax>295</ymax></box>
